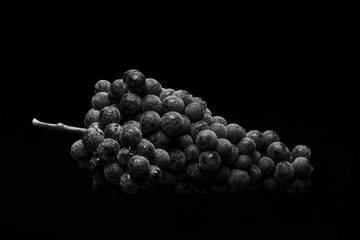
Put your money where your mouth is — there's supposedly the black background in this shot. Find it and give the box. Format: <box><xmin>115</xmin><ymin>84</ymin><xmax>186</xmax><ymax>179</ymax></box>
<box><xmin>4</xmin><ymin>1</ymin><xmax>359</xmax><ymax>239</ymax></box>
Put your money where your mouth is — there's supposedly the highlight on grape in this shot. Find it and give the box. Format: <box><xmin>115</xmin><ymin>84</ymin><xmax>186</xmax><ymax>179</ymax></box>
<box><xmin>32</xmin><ymin>69</ymin><xmax>314</xmax><ymax>200</ymax></box>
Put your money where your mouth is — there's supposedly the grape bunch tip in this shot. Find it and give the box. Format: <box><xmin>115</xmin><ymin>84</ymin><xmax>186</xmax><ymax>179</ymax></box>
<box><xmin>32</xmin><ymin>69</ymin><xmax>314</xmax><ymax>200</ymax></box>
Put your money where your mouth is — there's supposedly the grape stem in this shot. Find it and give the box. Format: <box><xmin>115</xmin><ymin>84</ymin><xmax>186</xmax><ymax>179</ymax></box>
<box><xmin>32</xmin><ymin>118</ymin><xmax>87</xmax><ymax>134</ymax></box>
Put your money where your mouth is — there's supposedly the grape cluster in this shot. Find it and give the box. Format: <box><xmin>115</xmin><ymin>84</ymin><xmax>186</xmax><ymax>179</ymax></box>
<box><xmin>70</xmin><ymin>69</ymin><xmax>314</xmax><ymax>199</ymax></box>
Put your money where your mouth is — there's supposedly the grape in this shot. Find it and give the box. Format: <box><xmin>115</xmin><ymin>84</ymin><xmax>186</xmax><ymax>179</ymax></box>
<box><xmin>109</xmin><ymin>79</ymin><xmax>127</xmax><ymax>100</ymax></box>
<box><xmin>227</xmin><ymin>169</ymin><xmax>251</xmax><ymax>192</ymax></box>
<box><xmin>116</xmin><ymin>147</ymin><xmax>133</xmax><ymax>167</ymax></box>
<box><xmin>284</xmin><ymin>178</ymin><xmax>309</xmax><ymax>195</ymax></box>
<box><xmin>262</xmin><ymin>130</ymin><xmax>280</xmax><ymax>150</ymax></box>
<box><xmin>176</xmin><ymin>134</ymin><xmax>194</xmax><ymax>150</ymax></box>
<box><xmin>191</xmin><ymin>96</ymin><xmax>207</xmax><ymax>109</ymax></box>
<box><xmin>120</xmin><ymin>92</ymin><xmax>142</xmax><ymax>115</ymax></box>
<box><xmin>236</xmin><ymin>154</ymin><xmax>252</xmax><ymax>171</ymax></box>
<box><xmin>89</xmin><ymin>155</ymin><xmax>105</xmax><ymax>174</ymax></box>
<box><xmin>145</xmin><ymin>165</ymin><xmax>163</xmax><ymax>186</ymax></box>
<box><xmin>128</xmin><ymin>155</ymin><xmax>150</xmax><ymax>178</ymax></box>
<box><xmin>162</xmin><ymin>95</ymin><xmax>185</xmax><ymax>114</ymax></box>
<box><xmin>94</xmin><ymin>79</ymin><xmax>111</xmax><ymax>93</ymax></box>
<box><xmin>99</xmin><ymin>106</ymin><xmax>121</xmax><ymax>128</ymax></box>
<box><xmin>251</xmin><ymin>150</ymin><xmax>262</xmax><ymax>165</ymax></box>
<box><xmin>213</xmin><ymin>165</ymin><xmax>231</xmax><ymax>181</ymax></box>
<box><xmin>226</xmin><ymin>123</ymin><xmax>246</xmax><ymax>144</ymax></box>
<box><xmin>173</xmin><ymin>89</ymin><xmax>193</xmax><ymax>107</ymax></box>
<box><xmin>267</xmin><ymin>142</ymin><xmax>291</xmax><ymax>162</ymax></box>
<box><xmin>215</xmin><ymin>138</ymin><xmax>232</xmax><ymax>159</ymax></box>
<box><xmin>139</xmin><ymin>111</ymin><xmax>161</xmax><ymax>134</ymax></box>
<box><xmin>258</xmin><ymin>156</ymin><xmax>275</xmax><ymax>176</ymax></box>
<box><xmin>159</xmin><ymin>169</ymin><xmax>176</xmax><ymax>186</ymax></box>
<box><xmin>82</xmin><ymin>127</ymin><xmax>105</xmax><ymax>152</ymax></box>
<box><xmin>119</xmin><ymin>171</ymin><xmax>141</xmax><ymax>194</ymax></box>
<box><xmin>119</xmin><ymin>124</ymin><xmax>142</xmax><ymax>149</ymax></box>
<box><xmin>212</xmin><ymin>116</ymin><xmax>227</xmax><ymax>126</ymax></box>
<box><xmin>184</xmin><ymin>102</ymin><xmax>205</xmax><ymax>122</ymax></box>
<box><xmin>168</xmin><ymin>148</ymin><xmax>186</xmax><ymax>171</ymax></box>
<box><xmin>189</xmin><ymin>120</ymin><xmax>209</xmax><ymax>139</ymax></box>
<box><xmin>246</xmin><ymin>130</ymin><xmax>264</xmax><ymax>150</ymax></box>
<box><xmin>145</xmin><ymin>78</ymin><xmax>162</xmax><ymax>96</ymax></box>
<box><xmin>209</xmin><ymin>122</ymin><xmax>228</xmax><ymax>139</ymax></box>
<box><xmin>97</xmin><ymin>138</ymin><xmax>120</xmax><ymax>162</ymax></box>
<box><xmin>122</xmin><ymin>120</ymin><xmax>141</xmax><ymax>129</ymax></box>
<box><xmin>91</xmin><ymin>92</ymin><xmax>112</xmax><ymax>110</ymax></box>
<box><xmin>103</xmin><ymin>123</ymin><xmax>122</xmax><ymax>141</ymax></box>
<box><xmin>186</xmin><ymin>162</ymin><xmax>205</xmax><ymax>179</ymax></box>
<box><xmin>248</xmin><ymin>164</ymin><xmax>262</xmax><ymax>184</ymax></box>
<box><xmin>123</xmin><ymin>69</ymin><xmax>146</xmax><ymax>94</ymax></box>
<box><xmin>292</xmin><ymin>157</ymin><xmax>312</xmax><ymax>178</ymax></box>
<box><xmin>70</xmin><ymin>139</ymin><xmax>92</xmax><ymax>161</ymax></box>
<box><xmin>84</xmin><ymin>108</ymin><xmax>100</xmax><ymax>127</ymax></box>
<box><xmin>147</xmin><ymin>130</ymin><xmax>172</xmax><ymax>149</ymax></box>
<box><xmin>134</xmin><ymin>138</ymin><xmax>155</xmax><ymax>160</ymax></box>
<box><xmin>181</xmin><ymin>115</ymin><xmax>191</xmax><ymax>134</ymax></box>
<box><xmin>291</xmin><ymin>144</ymin><xmax>311</xmax><ymax>161</ymax></box>
<box><xmin>195</xmin><ymin>129</ymin><xmax>218</xmax><ymax>151</ymax></box>
<box><xmin>160</xmin><ymin>111</ymin><xmax>184</xmax><ymax>137</ymax></box>
<box><xmin>198</xmin><ymin>150</ymin><xmax>221</xmax><ymax>173</ymax></box>
<box><xmin>202</xmin><ymin>112</ymin><xmax>214</xmax><ymax>125</ymax></box>
<box><xmin>224</xmin><ymin>143</ymin><xmax>240</xmax><ymax>165</ymax></box>
<box><xmin>89</xmin><ymin>121</ymin><xmax>101</xmax><ymax>129</ymax></box>
<box><xmin>184</xmin><ymin>144</ymin><xmax>201</xmax><ymax>162</ymax></box>
<box><xmin>104</xmin><ymin>161</ymin><xmax>124</xmax><ymax>184</ymax></box>
<box><xmin>152</xmin><ymin>148</ymin><xmax>170</xmax><ymax>168</ymax></box>
<box><xmin>237</xmin><ymin>137</ymin><xmax>256</xmax><ymax>156</ymax></box>
<box><xmin>159</xmin><ymin>88</ymin><xmax>175</xmax><ymax>101</ymax></box>
<box><xmin>141</xmin><ymin>94</ymin><xmax>162</xmax><ymax>114</ymax></box>
<box><xmin>274</xmin><ymin>161</ymin><xmax>295</xmax><ymax>184</ymax></box>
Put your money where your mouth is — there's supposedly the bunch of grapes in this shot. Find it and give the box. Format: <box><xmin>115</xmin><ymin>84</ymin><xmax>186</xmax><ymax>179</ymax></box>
<box><xmin>65</xmin><ymin>69</ymin><xmax>314</xmax><ymax>199</ymax></box>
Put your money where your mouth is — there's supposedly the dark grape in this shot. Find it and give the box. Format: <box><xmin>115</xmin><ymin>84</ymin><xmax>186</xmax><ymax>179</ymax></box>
<box><xmin>97</xmin><ymin>138</ymin><xmax>120</xmax><ymax>162</ymax></box>
<box><xmin>237</xmin><ymin>137</ymin><xmax>256</xmax><ymax>155</ymax></box>
<box><xmin>213</xmin><ymin>165</ymin><xmax>231</xmax><ymax>181</ymax></box>
<box><xmin>145</xmin><ymin>78</ymin><xmax>162</xmax><ymax>96</ymax></box>
<box><xmin>264</xmin><ymin>177</ymin><xmax>278</xmax><ymax>192</ymax></box>
<box><xmin>184</xmin><ymin>144</ymin><xmax>200</xmax><ymax>162</ymax></box>
<box><xmin>212</xmin><ymin>116</ymin><xmax>227</xmax><ymax>126</ymax></box>
<box><xmin>209</xmin><ymin>122</ymin><xmax>228</xmax><ymax>139</ymax></box>
<box><xmin>135</xmin><ymin>138</ymin><xmax>155</xmax><ymax>160</ymax></box>
<box><xmin>89</xmin><ymin>154</ymin><xmax>105</xmax><ymax>173</ymax></box>
<box><xmin>202</xmin><ymin>112</ymin><xmax>214</xmax><ymax>125</ymax></box>
<box><xmin>91</xmin><ymin>92</ymin><xmax>112</xmax><ymax>110</ymax></box>
<box><xmin>186</xmin><ymin>162</ymin><xmax>205</xmax><ymax>179</ymax></box>
<box><xmin>267</xmin><ymin>142</ymin><xmax>291</xmax><ymax>162</ymax></box>
<box><xmin>251</xmin><ymin>150</ymin><xmax>262</xmax><ymax>165</ymax></box>
<box><xmin>119</xmin><ymin>171</ymin><xmax>140</xmax><ymax>194</ymax></box>
<box><xmin>246</xmin><ymin>130</ymin><xmax>264</xmax><ymax>150</ymax></box>
<box><xmin>123</xmin><ymin>69</ymin><xmax>146</xmax><ymax>94</ymax></box>
<box><xmin>160</xmin><ymin>111</ymin><xmax>184</xmax><ymax>137</ymax></box>
<box><xmin>128</xmin><ymin>155</ymin><xmax>150</xmax><ymax>178</ymax></box>
<box><xmin>291</xmin><ymin>144</ymin><xmax>311</xmax><ymax>161</ymax></box>
<box><xmin>224</xmin><ymin>144</ymin><xmax>240</xmax><ymax>165</ymax></box>
<box><xmin>70</xmin><ymin>139</ymin><xmax>92</xmax><ymax>161</ymax></box>
<box><xmin>99</xmin><ymin>106</ymin><xmax>121</xmax><ymax>128</ymax></box>
<box><xmin>120</xmin><ymin>92</ymin><xmax>142</xmax><ymax>115</ymax></box>
<box><xmin>176</xmin><ymin>134</ymin><xmax>194</xmax><ymax>150</ymax></box>
<box><xmin>103</xmin><ymin>123</ymin><xmax>122</xmax><ymax>141</ymax></box>
<box><xmin>262</xmin><ymin>130</ymin><xmax>280</xmax><ymax>150</ymax></box>
<box><xmin>84</xmin><ymin>108</ymin><xmax>100</xmax><ymax>127</ymax></box>
<box><xmin>195</xmin><ymin>129</ymin><xmax>218</xmax><ymax>150</ymax></box>
<box><xmin>184</xmin><ymin>102</ymin><xmax>205</xmax><ymax>122</ymax></box>
<box><xmin>258</xmin><ymin>156</ymin><xmax>275</xmax><ymax>176</ymax></box>
<box><xmin>226</xmin><ymin>123</ymin><xmax>246</xmax><ymax>144</ymax></box>
<box><xmin>292</xmin><ymin>157</ymin><xmax>312</xmax><ymax>178</ymax></box>
<box><xmin>189</xmin><ymin>120</ymin><xmax>209</xmax><ymax>139</ymax></box>
<box><xmin>274</xmin><ymin>161</ymin><xmax>295</xmax><ymax>184</ymax></box>
<box><xmin>173</xmin><ymin>90</ymin><xmax>193</xmax><ymax>107</ymax></box>
<box><xmin>199</xmin><ymin>150</ymin><xmax>221</xmax><ymax>173</ymax></box>
<box><xmin>141</xmin><ymin>94</ymin><xmax>162</xmax><ymax>114</ymax></box>
<box><xmin>89</xmin><ymin>122</ymin><xmax>101</xmax><ymax>129</ymax></box>
<box><xmin>181</xmin><ymin>115</ymin><xmax>191</xmax><ymax>134</ymax></box>
<box><xmin>122</xmin><ymin>120</ymin><xmax>141</xmax><ymax>129</ymax></box>
<box><xmin>162</xmin><ymin>95</ymin><xmax>185</xmax><ymax>114</ymax></box>
<box><xmin>104</xmin><ymin>161</ymin><xmax>124</xmax><ymax>184</ymax></box>
<box><xmin>168</xmin><ymin>148</ymin><xmax>186</xmax><ymax>171</ymax></box>
<box><xmin>159</xmin><ymin>169</ymin><xmax>176</xmax><ymax>186</ymax></box>
<box><xmin>236</xmin><ymin>155</ymin><xmax>253</xmax><ymax>171</ymax></box>
<box><xmin>116</xmin><ymin>147</ymin><xmax>133</xmax><ymax>167</ymax></box>
<box><xmin>147</xmin><ymin>130</ymin><xmax>172</xmax><ymax>149</ymax></box>
<box><xmin>109</xmin><ymin>79</ymin><xmax>127</xmax><ymax>100</ymax></box>
<box><xmin>119</xmin><ymin>124</ymin><xmax>142</xmax><ymax>149</ymax></box>
<box><xmin>94</xmin><ymin>79</ymin><xmax>111</xmax><ymax>93</ymax></box>
<box><xmin>227</xmin><ymin>169</ymin><xmax>250</xmax><ymax>192</ymax></box>
<box><xmin>159</xmin><ymin>88</ymin><xmax>175</xmax><ymax>101</ymax></box>
<box><xmin>82</xmin><ymin>127</ymin><xmax>105</xmax><ymax>152</ymax></box>
<box><xmin>191</xmin><ymin>96</ymin><xmax>207</xmax><ymax>109</ymax></box>
<box><xmin>152</xmin><ymin>148</ymin><xmax>170</xmax><ymax>168</ymax></box>
<box><xmin>215</xmin><ymin>138</ymin><xmax>232</xmax><ymax>159</ymax></box>
<box><xmin>140</xmin><ymin>111</ymin><xmax>161</xmax><ymax>134</ymax></box>
<box><xmin>145</xmin><ymin>165</ymin><xmax>163</xmax><ymax>186</ymax></box>
<box><xmin>248</xmin><ymin>164</ymin><xmax>262</xmax><ymax>184</ymax></box>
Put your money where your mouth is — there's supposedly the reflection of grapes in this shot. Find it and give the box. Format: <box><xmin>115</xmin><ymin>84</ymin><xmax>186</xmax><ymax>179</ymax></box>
<box><xmin>32</xmin><ymin>68</ymin><xmax>314</xmax><ymax>199</ymax></box>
